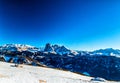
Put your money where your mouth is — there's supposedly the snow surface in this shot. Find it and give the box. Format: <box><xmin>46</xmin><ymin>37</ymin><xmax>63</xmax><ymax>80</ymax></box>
<box><xmin>0</xmin><ymin>62</ymin><xmax>117</xmax><ymax>83</ymax></box>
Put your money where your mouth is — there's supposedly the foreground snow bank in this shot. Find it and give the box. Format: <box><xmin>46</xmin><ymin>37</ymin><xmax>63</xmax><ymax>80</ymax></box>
<box><xmin>0</xmin><ymin>70</ymin><xmax>38</xmax><ymax>83</ymax></box>
<box><xmin>0</xmin><ymin>62</ymin><xmax>117</xmax><ymax>83</ymax></box>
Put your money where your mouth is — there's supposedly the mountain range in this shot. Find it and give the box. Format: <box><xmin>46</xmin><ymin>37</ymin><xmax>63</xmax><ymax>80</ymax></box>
<box><xmin>1</xmin><ymin>43</ymin><xmax>120</xmax><ymax>56</ymax></box>
<box><xmin>0</xmin><ymin>43</ymin><xmax>120</xmax><ymax>81</ymax></box>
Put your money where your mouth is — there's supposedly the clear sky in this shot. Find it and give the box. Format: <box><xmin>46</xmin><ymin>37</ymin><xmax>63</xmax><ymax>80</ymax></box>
<box><xmin>0</xmin><ymin>0</ymin><xmax>120</xmax><ymax>50</ymax></box>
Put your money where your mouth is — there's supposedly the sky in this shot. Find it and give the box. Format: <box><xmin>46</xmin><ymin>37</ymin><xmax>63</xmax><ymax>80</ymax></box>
<box><xmin>0</xmin><ymin>0</ymin><xmax>120</xmax><ymax>50</ymax></box>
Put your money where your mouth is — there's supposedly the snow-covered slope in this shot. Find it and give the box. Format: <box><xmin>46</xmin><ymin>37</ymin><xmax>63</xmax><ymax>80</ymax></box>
<box><xmin>0</xmin><ymin>61</ymin><xmax>115</xmax><ymax>83</ymax></box>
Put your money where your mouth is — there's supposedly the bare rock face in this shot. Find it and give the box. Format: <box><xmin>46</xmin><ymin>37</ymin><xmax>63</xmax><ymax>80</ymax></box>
<box><xmin>0</xmin><ymin>57</ymin><xmax>5</xmax><ymax>62</ymax></box>
<box><xmin>44</xmin><ymin>43</ymin><xmax>54</xmax><ymax>52</ymax></box>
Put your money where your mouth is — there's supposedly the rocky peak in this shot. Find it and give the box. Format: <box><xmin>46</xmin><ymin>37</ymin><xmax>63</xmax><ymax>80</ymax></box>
<box><xmin>44</xmin><ymin>43</ymin><xmax>54</xmax><ymax>52</ymax></box>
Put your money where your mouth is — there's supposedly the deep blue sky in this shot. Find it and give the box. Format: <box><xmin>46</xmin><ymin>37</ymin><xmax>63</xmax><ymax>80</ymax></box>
<box><xmin>0</xmin><ymin>0</ymin><xmax>120</xmax><ymax>50</ymax></box>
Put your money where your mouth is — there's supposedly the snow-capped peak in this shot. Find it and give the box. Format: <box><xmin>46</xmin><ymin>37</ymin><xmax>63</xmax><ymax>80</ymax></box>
<box><xmin>0</xmin><ymin>44</ymin><xmax>39</xmax><ymax>52</ymax></box>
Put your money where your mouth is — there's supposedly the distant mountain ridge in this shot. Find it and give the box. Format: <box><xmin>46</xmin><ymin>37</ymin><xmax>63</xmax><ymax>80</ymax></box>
<box><xmin>92</xmin><ymin>48</ymin><xmax>120</xmax><ymax>56</ymax></box>
<box><xmin>0</xmin><ymin>43</ymin><xmax>120</xmax><ymax>56</ymax></box>
<box><xmin>0</xmin><ymin>43</ymin><xmax>78</xmax><ymax>56</ymax></box>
